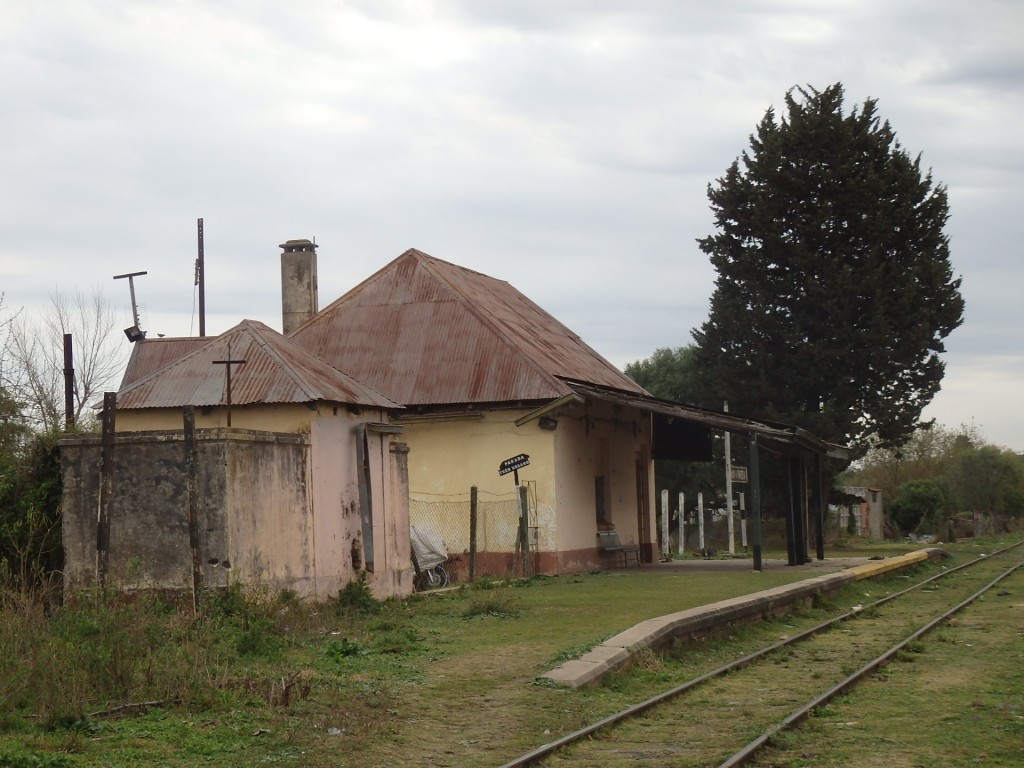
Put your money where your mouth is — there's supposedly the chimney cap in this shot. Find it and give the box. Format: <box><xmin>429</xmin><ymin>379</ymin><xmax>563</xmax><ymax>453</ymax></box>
<box><xmin>279</xmin><ymin>239</ymin><xmax>318</xmax><ymax>253</ymax></box>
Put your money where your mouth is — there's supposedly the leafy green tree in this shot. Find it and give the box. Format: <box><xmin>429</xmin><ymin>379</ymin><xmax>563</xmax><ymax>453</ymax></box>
<box><xmin>888</xmin><ymin>478</ymin><xmax>951</xmax><ymax>534</ymax></box>
<box><xmin>692</xmin><ymin>83</ymin><xmax>964</xmax><ymax>455</ymax></box>
<box><xmin>947</xmin><ymin>445</ymin><xmax>1024</xmax><ymax>523</ymax></box>
<box><xmin>0</xmin><ymin>386</ymin><xmax>29</xmax><ymax>459</ymax></box>
<box><xmin>841</xmin><ymin>423</ymin><xmax>980</xmax><ymax>491</ymax></box>
<box><xmin>624</xmin><ymin>346</ymin><xmax>701</xmax><ymax>404</ymax></box>
<box><xmin>0</xmin><ymin>295</ymin><xmax>65</xmax><ymax>589</ymax></box>
<box><xmin>0</xmin><ymin>430</ymin><xmax>63</xmax><ymax>589</ymax></box>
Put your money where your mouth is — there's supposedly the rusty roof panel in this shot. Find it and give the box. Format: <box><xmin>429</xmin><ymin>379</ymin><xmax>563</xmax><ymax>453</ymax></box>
<box><xmin>290</xmin><ymin>249</ymin><xmax>646</xmax><ymax>406</ymax></box>
<box><xmin>120</xmin><ymin>337</ymin><xmax>210</xmax><ymax>388</ymax></box>
<box><xmin>117</xmin><ymin>319</ymin><xmax>399</xmax><ymax>410</ymax></box>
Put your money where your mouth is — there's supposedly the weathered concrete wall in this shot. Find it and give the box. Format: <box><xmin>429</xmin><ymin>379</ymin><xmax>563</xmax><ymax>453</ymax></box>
<box><xmin>309</xmin><ymin>416</ymin><xmax>362</xmax><ymax>595</ymax></box>
<box><xmin>222</xmin><ymin>432</ymin><xmax>315</xmax><ymax>593</ymax></box>
<box><xmin>62</xmin><ymin>430</ymin><xmax>236</xmax><ymax>592</ymax></box>
<box><xmin>306</xmin><ymin>418</ymin><xmax>415</xmax><ymax>597</ymax></box>
<box><xmin>60</xmin><ymin>424</ymin><xmax>412</xmax><ymax>599</ymax></box>
<box><xmin>378</xmin><ymin>441</ymin><xmax>413</xmax><ymax>596</ymax></box>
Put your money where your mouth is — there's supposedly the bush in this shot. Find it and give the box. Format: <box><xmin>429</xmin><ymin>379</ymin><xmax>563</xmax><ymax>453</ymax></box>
<box><xmin>889</xmin><ymin>479</ymin><xmax>951</xmax><ymax>534</ymax></box>
<box><xmin>332</xmin><ymin>573</ymin><xmax>381</xmax><ymax>617</ymax></box>
<box><xmin>0</xmin><ymin>432</ymin><xmax>63</xmax><ymax>591</ymax></box>
<box><xmin>201</xmin><ymin>583</ymin><xmax>290</xmax><ymax>660</ymax></box>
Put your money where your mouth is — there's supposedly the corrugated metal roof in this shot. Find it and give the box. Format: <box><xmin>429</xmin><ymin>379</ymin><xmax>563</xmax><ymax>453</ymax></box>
<box><xmin>120</xmin><ymin>337</ymin><xmax>210</xmax><ymax>388</ymax></box>
<box><xmin>565</xmin><ymin>381</ymin><xmax>849</xmax><ymax>458</ymax></box>
<box><xmin>116</xmin><ymin>319</ymin><xmax>399</xmax><ymax>410</ymax></box>
<box><xmin>289</xmin><ymin>249</ymin><xmax>647</xmax><ymax>406</ymax></box>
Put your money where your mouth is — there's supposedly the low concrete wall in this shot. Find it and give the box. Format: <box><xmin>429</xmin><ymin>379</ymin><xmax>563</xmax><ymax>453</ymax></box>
<box><xmin>62</xmin><ymin>430</ymin><xmax>235</xmax><ymax>593</ymax></box>
<box><xmin>60</xmin><ymin>427</ymin><xmax>417</xmax><ymax>599</ymax></box>
<box><xmin>543</xmin><ymin>549</ymin><xmax>939</xmax><ymax>688</ymax></box>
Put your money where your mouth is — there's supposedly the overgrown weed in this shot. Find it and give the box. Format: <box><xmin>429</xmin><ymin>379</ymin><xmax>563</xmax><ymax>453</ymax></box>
<box><xmin>462</xmin><ymin>592</ymin><xmax>521</xmax><ymax>618</ymax></box>
<box><xmin>469</xmin><ymin>574</ymin><xmax>499</xmax><ymax>590</ymax></box>
<box><xmin>331</xmin><ymin>572</ymin><xmax>381</xmax><ymax>617</ymax></box>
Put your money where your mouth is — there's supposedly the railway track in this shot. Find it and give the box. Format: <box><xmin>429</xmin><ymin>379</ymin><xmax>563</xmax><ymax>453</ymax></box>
<box><xmin>499</xmin><ymin>542</ymin><xmax>1024</xmax><ymax>768</ymax></box>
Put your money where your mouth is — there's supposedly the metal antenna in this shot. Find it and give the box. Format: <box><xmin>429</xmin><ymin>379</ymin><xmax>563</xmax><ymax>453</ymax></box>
<box><xmin>114</xmin><ymin>271</ymin><xmax>148</xmax><ymax>342</ymax></box>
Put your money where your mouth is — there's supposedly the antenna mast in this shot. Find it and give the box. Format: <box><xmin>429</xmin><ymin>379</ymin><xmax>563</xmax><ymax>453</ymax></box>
<box><xmin>113</xmin><ymin>270</ymin><xmax>148</xmax><ymax>342</ymax></box>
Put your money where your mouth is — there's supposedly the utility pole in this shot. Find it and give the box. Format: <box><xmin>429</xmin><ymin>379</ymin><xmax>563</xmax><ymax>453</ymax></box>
<box><xmin>749</xmin><ymin>434</ymin><xmax>763</xmax><ymax>572</ymax></box>
<box><xmin>196</xmin><ymin>218</ymin><xmax>207</xmax><ymax>337</ymax></box>
<box><xmin>63</xmin><ymin>334</ymin><xmax>74</xmax><ymax>430</ymax></box>
<box><xmin>724</xmin><ymin>401</ymin><xmax>735</xmax><ymax>554</ymax></box>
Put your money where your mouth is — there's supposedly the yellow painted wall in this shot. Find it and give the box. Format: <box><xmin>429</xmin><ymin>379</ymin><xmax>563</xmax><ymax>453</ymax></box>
<box><xmin>396</xmin><ymin>411</ymin><xmax>556</xmax><ymax>501</ymax></box>
<box><xmin>552</xmin><ymin>399</ymin><xmax>653</xmax><ymax>554</ymax></box>
<box><xmin>396</xmin><ymin>400</ymin><xmax>656</xmax><ymax>567</ymax></box>
<box><xmin>396</xmin><ymin>410</ymin><xmax>555</xmax><ymax>557</ymax></box>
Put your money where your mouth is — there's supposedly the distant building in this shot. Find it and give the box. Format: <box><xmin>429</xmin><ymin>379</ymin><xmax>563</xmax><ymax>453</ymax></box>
<box><xmin>836</xmin><ymin>486</ymin><xmax>884</xmax><ymax>539</ymax></box>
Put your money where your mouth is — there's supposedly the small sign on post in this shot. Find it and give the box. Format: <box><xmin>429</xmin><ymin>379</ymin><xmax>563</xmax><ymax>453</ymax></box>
<box><xmin>499</xmin><ymin>453</ymin><xmax>530</xmax><ymax>485</ymax></box>
<box><xmin>498</xmin><ymin>456</ymin><xmax>532</xmax><ymax>575</ymax></box>
<box><xmin>730</xmin><ymin>466</ymin><xmax>749</xmax><ymax>484</ymax></box>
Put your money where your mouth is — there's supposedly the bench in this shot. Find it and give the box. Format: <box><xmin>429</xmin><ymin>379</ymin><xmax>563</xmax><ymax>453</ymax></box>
<box><xmin>597</xmin><ymin>531</ymin><xmax>642</xmax><ymax>568</ymax></box>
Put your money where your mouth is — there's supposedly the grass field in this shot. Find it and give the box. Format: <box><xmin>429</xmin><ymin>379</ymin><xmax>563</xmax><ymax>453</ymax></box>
<box><xmin>0</xmin><ymin>537</ymin><xmax>1017</xmax><ymax>767</ymax></box>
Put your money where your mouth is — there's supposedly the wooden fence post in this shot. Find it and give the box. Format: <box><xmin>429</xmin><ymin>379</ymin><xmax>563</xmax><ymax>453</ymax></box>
<box><xmin>184</xmin><ymin>406</ymin><xmax>203</xmax><ymax>613</ymax></box>
<box><xmin>519</xmin><ymin>485</ymin><xmax>531</xmax><ymax>577</ymax></box>
<box><xmin>469</xmin><ymin>486</ymin><xmax>478</xmax><ymax>582</ymax></box>
<box><xmin>96</xmin><ymin>392</ymin><xmax>116</xmax><ymax>588</ymax></box>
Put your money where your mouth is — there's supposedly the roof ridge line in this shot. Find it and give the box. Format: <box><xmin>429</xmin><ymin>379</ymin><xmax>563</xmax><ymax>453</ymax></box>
<box><xmin>245</xmin><ymin>323</ymin><xmax>324</xmax><ymax>403</ymax></box>
<box><xmin>250</xmin><ymin>322</ymin><xmax>400</xmax><ymax>408</ymax></box>
<box><xmin>415</xmin><ymin>252</ymin><xmax>570</xmax><ymax>395</ymax></box>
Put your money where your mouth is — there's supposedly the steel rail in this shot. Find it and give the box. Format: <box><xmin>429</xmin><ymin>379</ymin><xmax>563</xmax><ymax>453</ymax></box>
<box><xmin>496</xmin><ymin>541</ymin><xmax>1023</xmax><ymax>768</ymax></box>
<box><xmin>717</xmin><ymin>557</ymin><xmax>1024</xmax><ymax>768</ymax></box>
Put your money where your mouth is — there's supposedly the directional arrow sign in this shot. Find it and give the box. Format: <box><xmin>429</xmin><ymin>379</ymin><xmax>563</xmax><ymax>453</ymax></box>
<box><xmin>499</xmin><ymin>453</ymin><xmax>530</xmax><ymax>476</ymax></box>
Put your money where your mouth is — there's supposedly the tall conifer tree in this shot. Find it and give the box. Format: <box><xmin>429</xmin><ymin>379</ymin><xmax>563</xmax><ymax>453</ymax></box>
<box><xmin>693</xmin><ymin>83</ymin><xmax>964</xmax><ymax>453</ymax></box>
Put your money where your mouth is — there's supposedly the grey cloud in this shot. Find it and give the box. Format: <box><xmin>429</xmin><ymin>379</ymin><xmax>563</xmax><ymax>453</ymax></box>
<box><xmin>2</xmin><ymin>0</ymin><xmax>1021</xmax><ymax>449</ymax></box>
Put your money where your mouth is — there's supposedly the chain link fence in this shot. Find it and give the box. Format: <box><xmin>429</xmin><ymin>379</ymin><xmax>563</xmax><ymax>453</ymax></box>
<box><xmin>409</xmin><ymin>491</ymin><xmax>526</xmax><ymax>583</ymax></box>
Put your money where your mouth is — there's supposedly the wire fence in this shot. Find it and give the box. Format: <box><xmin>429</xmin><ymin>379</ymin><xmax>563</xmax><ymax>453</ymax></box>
<box><xmin>409</xmin><ymin>490</ymin><xmax>528</xmax><ymax>583</ymax></box>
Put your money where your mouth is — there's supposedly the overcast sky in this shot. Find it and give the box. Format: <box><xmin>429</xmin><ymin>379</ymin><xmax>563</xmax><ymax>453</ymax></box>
<box><xmin>2</xmin><ymin>1</ymin><xmax>1022</xmax><ymax>451</ymax></box>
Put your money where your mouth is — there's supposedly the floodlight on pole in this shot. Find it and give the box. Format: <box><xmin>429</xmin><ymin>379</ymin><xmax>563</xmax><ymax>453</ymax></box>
<box><xmin>114</xmin><ymin>271</ymin><xmax>148</xmax><ymax>342</ymax></box>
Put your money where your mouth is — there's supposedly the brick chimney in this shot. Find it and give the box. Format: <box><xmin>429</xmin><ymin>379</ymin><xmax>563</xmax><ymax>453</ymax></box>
<box><xmin>280</xmin><ymin>239</ymin><xmax>319</xmax><ymax>334</ymax></box>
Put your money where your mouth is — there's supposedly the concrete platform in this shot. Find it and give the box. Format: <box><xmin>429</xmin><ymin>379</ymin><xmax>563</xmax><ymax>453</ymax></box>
<box><xmin>625</xmin><ymin>554</ymin><xmax>878</xmax><ymax>574</ymax></box>
<box><xmin>543</xmin><ymin>549</ymin><xmax>942</xmax><ymax>688</ymax></box>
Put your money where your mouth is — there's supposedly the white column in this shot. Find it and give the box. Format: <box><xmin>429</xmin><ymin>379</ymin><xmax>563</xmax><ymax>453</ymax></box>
<box><xmin>660</xmin><ymin>489</ymin><xmax>670</xmax><ymax>560</ymax></box>
<box><xmin>678</xmin><ymin>492</ymin><xmax>685</xmax><ymax>556</ymax></box>
<box><xmin>698</xmin><ymin>491</ymin><xmax>706</xmax><ymax>553</ymax></box>
<box><xmin>739</xmin><ymin>491</ymin><xmax>748</xmax><ymax>548</ymax></box>
<box><xmin>724</xmin><ymin>401</ymin><xmax>735</xmax><ymax>554</ymax></box>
